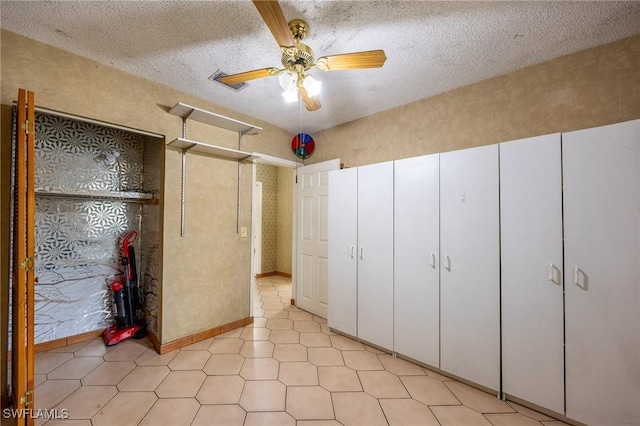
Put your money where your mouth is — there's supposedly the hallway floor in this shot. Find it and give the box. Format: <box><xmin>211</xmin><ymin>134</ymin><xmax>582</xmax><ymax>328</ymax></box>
<box><xmin>28</xmin><ymin>276</ymin><xmax>569</xmax><ymax>426</ymax></box>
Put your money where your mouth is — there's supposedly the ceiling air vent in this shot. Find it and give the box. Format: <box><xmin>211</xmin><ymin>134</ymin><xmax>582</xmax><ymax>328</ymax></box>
<box><xmin>209</xmin><ymin>70</ymin><xmax>248</xmax><ymax>92</ymax></box>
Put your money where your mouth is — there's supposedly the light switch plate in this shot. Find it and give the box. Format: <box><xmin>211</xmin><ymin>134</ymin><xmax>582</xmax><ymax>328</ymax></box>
<box><xmin>240</xmin><ymin>226</ymin><xmax>247</xmax><ymax>238</ymax></box>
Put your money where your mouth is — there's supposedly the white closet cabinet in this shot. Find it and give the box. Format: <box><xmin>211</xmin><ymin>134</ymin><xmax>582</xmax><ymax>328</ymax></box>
<box><xmin>327</xmin><ymin>162</ymin><xmax>394</xmax><ymax>350</ymax></box>
<box><xmin>394</xmin><ymin>154</ymin><xmax>440</xmax><ymax>367</ymax></box>
<box><xmin>563</xmin><ymin>120</ymin><xmax>640</xmax><ymax>426</ymax></box>
<box><xmin>440</xmin><ymin>144</ymin><xmax>500</xmax><ymax>392</ymax></box>
<box><xmin>500</xmin><ymin>134</ymin><xmax>564</xmax><ymax>414</ymax></box>
<box><xmin>327</xmin><ymin>168</ymin><xmax>358</xmax><ymax>337</ymax></box>
<box><xmin>357</xmin><ymin>162</ymin><xmax>395</xmax><ymax>350</ymax></box>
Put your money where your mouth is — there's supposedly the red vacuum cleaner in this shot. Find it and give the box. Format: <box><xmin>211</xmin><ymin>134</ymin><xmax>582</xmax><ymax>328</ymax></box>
<box><xmin>103</xmin><ymin>231</ymin><xmax>147</xmax><ymax>346</ymax></box>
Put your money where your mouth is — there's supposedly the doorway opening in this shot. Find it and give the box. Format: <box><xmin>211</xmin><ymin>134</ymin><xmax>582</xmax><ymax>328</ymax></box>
<box><xmin>251</xmin><ymin>154</ymin><xmax>300</xmax><ymax>315</ymax></box>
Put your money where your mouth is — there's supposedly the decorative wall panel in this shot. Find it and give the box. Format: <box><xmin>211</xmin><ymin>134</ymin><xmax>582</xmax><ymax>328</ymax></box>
<box><xmin>34</xmin><ymin>197</ymin><xmax>142</xmax><ymax>341</ymax></box>
<box><xmin>34</xmin><ymin>113</ymin><xmax>144</xmax><ymax>193</ymax></box>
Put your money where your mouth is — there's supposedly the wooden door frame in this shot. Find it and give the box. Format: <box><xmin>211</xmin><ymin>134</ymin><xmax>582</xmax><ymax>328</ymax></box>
<box><xmin>11</xmin><ymin>88</ymin><xmax>36</xmax><ymax>426</ymax></box>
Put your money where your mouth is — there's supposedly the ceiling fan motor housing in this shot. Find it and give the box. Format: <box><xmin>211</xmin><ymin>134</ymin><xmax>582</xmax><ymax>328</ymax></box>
<box><xmin>281</xmin><ymin>43</ymin><xmax>314</xmax><ymax>71</ymax></box>
<box><xmin>280</xmin><ymin>19</ymin><xmax>314</xmax><ymax>72</ymax></box>
<box><xmin>288</xmin><ymin>19</ymin><xmax>309</xmax><ymax>40</ymax></box>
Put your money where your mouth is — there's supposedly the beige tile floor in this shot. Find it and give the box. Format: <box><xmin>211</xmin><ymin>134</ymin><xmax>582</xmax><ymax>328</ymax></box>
<box><xmin>26</xmin><ymin>276</ymin><xmax>571</xmax><ymax>426</ymax></box>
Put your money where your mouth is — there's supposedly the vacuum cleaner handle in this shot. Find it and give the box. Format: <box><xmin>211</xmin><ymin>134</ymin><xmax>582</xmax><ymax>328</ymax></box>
<box><xmin>122</xmin><ymin>231</ymin><xmax>138</xmax><ymax>282</ymax></box>
<box><xmin>127</xmin><ymin>245</ymin><xmax>137</xmax><ymax>286</ymax></box>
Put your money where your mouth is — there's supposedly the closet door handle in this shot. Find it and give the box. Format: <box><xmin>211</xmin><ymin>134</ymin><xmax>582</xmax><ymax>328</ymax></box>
<box><xmin>444</xmin><ymin>255</ymin><xmax>451</xmax><ymax>271</ymax></box>
<box><xmin>574</xmin><ymin>266</ymin><xmax>587</xmax><ymax>290</ymax></box>
<box><xmin>350</xmin><ymin>246</ymin><xmax>354</xmax><ymax>259</ymax></box>
<box><xmin>430</xmin><ymin>253</ymin><xmax>436</xmax><ymax>269</ymax></box>
<box><xmin>548</xmin><ymin>263</ymin><xmax>560</xmax><ymax>285</ymax></box>
<box><xmin>359</xmin><ymin>247</ymin><xmax>364</xmax><ymax>260</ymax></box>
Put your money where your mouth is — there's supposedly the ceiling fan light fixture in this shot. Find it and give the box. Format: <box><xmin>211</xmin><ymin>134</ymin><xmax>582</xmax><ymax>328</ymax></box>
<box><xmin>282</xmin><ymin>87</ymin><xmax>298</xmax><ymax>103</ymax></box>
<box><xmin>279</xmin><ymin>71</ymin><xmax>297</xmax><ymax>91</ymax></box>
<box><xmin>302</xmin><ymin>75</ymin><xmax>322</xmax><ymax>98</ymax></box>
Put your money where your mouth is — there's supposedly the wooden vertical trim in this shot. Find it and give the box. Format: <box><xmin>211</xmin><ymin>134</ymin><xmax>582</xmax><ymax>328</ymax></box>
<box><xmin>26</xmin><ymin>90</ymin><xmax>36</xmax><ymax>426</ymax></box>
<box><xmin>13</xmin><ymin>88</ymin><xmax>27</xmax><ymax>419</ymax></box>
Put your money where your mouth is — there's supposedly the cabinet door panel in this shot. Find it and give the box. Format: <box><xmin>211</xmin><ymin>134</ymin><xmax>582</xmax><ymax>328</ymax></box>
<box><xmin>357</xmin><ymin>161</ymin><xmax>394</xmax><ymax>350</ymax></box>
<box><xmin>500</xmin><ymin>134</ymin><xmax>564</xmax><ymax>414</ymax></box>
<box><xmin>563</xmin><ymin>120</ymin><xmax>640</xmax><ymax>426</ymax></box>
<box><xmin>327</xmin><ymin>168</ymin><xmax>358</xmax><ymax>336</ymax></box>
<box><xmin>394</xmin><ymin>154</ymin><xmax>440</xmax><ymax>366</ymax></box>
<box><xmin>440</xmin><ymin>145</ymin><xmax>500</xmax><ymax>391</ymax></box>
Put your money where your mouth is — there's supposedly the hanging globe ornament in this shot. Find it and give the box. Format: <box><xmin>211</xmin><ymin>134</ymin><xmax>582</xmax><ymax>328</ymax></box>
<box><xmin>291</xmin><ymin>133</ymin><xmax>315</xmax><ymax>159</ymax></box>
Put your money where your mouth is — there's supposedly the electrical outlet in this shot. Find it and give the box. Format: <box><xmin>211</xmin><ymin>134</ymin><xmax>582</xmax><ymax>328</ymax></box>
<box><xmin>240</xmin><ymin>226</ymin><xmax>247</xmax><ymax>238</ymax></box>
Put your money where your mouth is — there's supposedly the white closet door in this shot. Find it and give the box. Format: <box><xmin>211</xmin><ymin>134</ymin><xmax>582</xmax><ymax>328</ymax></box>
<box><xmin>327</xmin><ymin>168</ymin><xmax>358</xmax><ymax>337</ymax></box>
<box><xmin>500</xmin><ymin>134</ymin><xmax>564</xmax><ymax>414</ymax></box>
<box><xmin>394</xmin><ymin>154</ymin><xmax>440</xmax><ymax>366</ymax></box>
<box><xmin>357</xmin><ymin>161</ymin><xmax>394</xmax><ymax>350</ymax></box>
<box><xmin>563</xmin><ymin>120</ymin><xmax>640</xmax><ymax>426</ymax></box>
<box><xmin>440</xmin><ymin>144</ymin><xmax>500</xmax><ymax>391</ymax></box>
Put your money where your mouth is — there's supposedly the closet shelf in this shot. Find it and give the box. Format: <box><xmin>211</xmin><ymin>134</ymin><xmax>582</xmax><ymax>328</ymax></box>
<box><xmin>168</xmin><ymin>102</ymin><xmax>262</xmax><ymax>136</ymax></box>
<box><xmin>35</xmin><ymin>189</ymin><xmax>155</xmax><ymax>203</ymax></box>
<box><xmin>168</xmin><ymin>101</ymin><xmax>261</xmax><ymax>237</ymax></box>
<box><xmin>167</xmin><ymin>137</ymin><xmax>260</xmax><ymax>162</ymax></box>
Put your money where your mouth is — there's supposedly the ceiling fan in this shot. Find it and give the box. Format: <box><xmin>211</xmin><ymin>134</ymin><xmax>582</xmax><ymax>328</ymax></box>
<box><xmin>220</xmin><ymin>0</ymin><xmax>387</xmax><ymax>111</ymax></box>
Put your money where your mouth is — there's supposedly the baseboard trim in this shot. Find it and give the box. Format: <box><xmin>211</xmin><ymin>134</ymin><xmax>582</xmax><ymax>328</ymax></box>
<box><xmin>151</xmin><ymin>316</ymin><xmax>254</xmax><ymax>355</ymax></box>
<box><xmin>255</xmin><ymin>271</ymin><xmax>292</xmax><ymax>279</ymax></box>
<box><xmin>290</xmin><ymin>298</ymin><xmax>296</xmax><ymax>306</ymax></box>
<box><xmin>34</xmin><ymin>329</ymin><xmax>105</xmax><ymax>353</ymax></box>
<box><xmin>146</xmin><ymin>329</ymin><xmax>161</xmax><ymax>353</ymax></box>
<box><xmin>31</xmin><ymin>316</ymin><xmax>253</xmax><ymax>356</ymax></box>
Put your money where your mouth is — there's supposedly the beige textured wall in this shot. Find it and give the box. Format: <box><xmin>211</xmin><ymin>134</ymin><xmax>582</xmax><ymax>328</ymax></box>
<box><xmin>255</xmin><ymin>164</ymin><xmax>293</xmax><ymax>275</ymax></box>
<box><xmin>276</xmin><ymin>167</ymin><xmax>293</xmax><ymax>274</ymax></box>
<box><xmin>0</xmin><ymin>30</ymin><xmax>294</xmax><ymax>347</ymax></box>
<box><xmin>310</xmin><ymin>34</ymin><xmax>640</xmax><ymax>167</ymax></box>
<box><xmin>256</xmin><ymin>164</ymin><xmax>278</xmax><ymax>273</ymax></box>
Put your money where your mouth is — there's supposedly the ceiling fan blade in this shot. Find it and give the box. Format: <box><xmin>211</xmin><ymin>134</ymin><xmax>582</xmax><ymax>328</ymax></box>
<box><xmin>252</xmin><ymin>0</ymin><xmax>295</xmax><ymax>47</ymax></box>
<box><xmin>316</xmin><ymin>49</ymin><xmax>387</xmax><ymax>71</ymax></box>
<box><xmin>300</xmin><ymin>87</ymin><xmax>321</xmax><ymax>111</ymax></box>
<box><xmin>220</xmin><ymin>68</ymin><xmax>280</xmax><ymax>85</ymax></box>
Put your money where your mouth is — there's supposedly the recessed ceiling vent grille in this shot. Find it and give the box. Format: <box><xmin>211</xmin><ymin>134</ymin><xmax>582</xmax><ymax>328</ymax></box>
<box><xmin>209</xmin><ymin>70</ymin><xmax>248</xmax><ymax>92</ymax></box>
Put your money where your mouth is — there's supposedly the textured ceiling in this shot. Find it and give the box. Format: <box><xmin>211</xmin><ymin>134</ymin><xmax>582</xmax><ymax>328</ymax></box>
<box><xmin>2</xmin><ymin>1</ymin><xmax>640</xmax><ymax>134</ymax></box>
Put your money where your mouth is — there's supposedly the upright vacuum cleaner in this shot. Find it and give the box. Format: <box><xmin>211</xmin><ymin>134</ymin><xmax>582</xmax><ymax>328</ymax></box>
<box><xmin>103</xmin><ymin>231</ymin><xmax>147</xmax><ymax>346</ymax></box>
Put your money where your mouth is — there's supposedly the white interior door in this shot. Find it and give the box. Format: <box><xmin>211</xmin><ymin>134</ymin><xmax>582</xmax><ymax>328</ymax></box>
<box><xmin>296</xmin><ymin>159</ymin><xmax>341</xmax><ymax>317</ymax></box>
<box><xmin>440</xmin><ymin>144</ymin><xmax>500</xmax><ymax>392</ymax></box>
<box><xmin>253</xmin><ymin>181</ymin><xmax>263</xmax><ymax>276</ymax></box>
<box><xmin>357</xmin><ymin>161</ymin><xmax>394</xmax><ymax>350</ymax></box>
<box><xmin>500</xmin><ymin>134</ymin><xmax>564</xmax><ymax>414</ymax></box>
<box><xmin>394</xmin><ymin>154</ymin><xmax>440</xmax><ymax>367</ymax></box>
<box><xmin>327</xmin><ymin>167</ymin><xmax>358</xmax><ymax>336</ymax></box>
<box><xmin>563</xmin><ymin>120</ymin><xmax>640</xmax><ymax>426</ymax></box>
